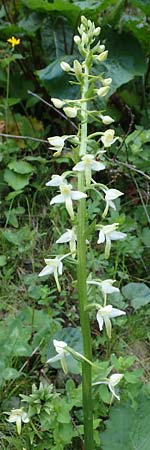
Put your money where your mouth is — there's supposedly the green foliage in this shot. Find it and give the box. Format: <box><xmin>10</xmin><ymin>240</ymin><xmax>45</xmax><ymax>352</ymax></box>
<box><xmin>101</xmin><ymin>391</ymin><xmax>150</xmax><ymax>450</ymax></box>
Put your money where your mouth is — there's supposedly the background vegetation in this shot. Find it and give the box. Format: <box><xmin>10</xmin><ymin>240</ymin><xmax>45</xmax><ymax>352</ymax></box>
<box><xmin>0</xmin><ymin>0</ymin><xmax>150</xmax><ymax>449</ymax></box>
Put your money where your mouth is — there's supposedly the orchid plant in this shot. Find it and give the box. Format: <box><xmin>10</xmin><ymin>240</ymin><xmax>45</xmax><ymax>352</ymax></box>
<box><xmin>37</xmin><ymin>16</ymin><xmax>127</xmax><ymax>450</ymax></box>
<box><xmin>5</xmin><ymin>16</ymin><xmax>128</xmax><ymax>450</ymax></box>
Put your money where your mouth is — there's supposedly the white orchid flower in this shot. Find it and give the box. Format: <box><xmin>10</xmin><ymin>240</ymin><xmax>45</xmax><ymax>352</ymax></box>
<box><xmin>47</xmin><ymin>339</ymin><xmax>69</xmax><ymax>374</ymax></box>
<box><xmin>93</xmin><ymin>373</ymin><xmax>123</xmax><ymax>400</ymax></box>
<box><xmin>97</xmin><ymin>223</ymin><xmax>126</xmax><ymax>259</ymax></box>
<box><xmin>101</xmin><ymin>129</ymin><xmax>119</xmax><ymax>147</ymax></box>
<box><xmin>63</xmin><ymin>106</ymin><xmax>78</xmax><ymax>118</ymax></box>
<box><xmin>97</xmin><ymin>86</ymin><xmax>110</xmax><ymax>97</ymax></box>
<box><xmin>47</xmin><ymin>135</ymin><xmax>74</xmax><ymax>156</ymax></box>
<box><xmin>39</xmin><ymin>256</ymin><xmax>66</xmax><ymax>292</ymax></box>
<box><xmin>50</xmin><ymin>182</ymin><xmax>87</xmax><ymax>220</ymax></box>
<box><xmin>46</xmin><ymin>174</ymin><xmax>67</xmax><ymax>187</ymax></box>
<box><xmin>7</xmin><ymin>408</ymin><xmax>29</xmax><ymax>435</ymax></box>
<box><xmin>100</xmin><ymin>115</ymin><xmax>114</xmax><ymax>125</ymax></box>
<box><xmin>96</xmin><ymin>304</ymin><xmax>126</xmax><ymax>338</ymax></box>
<box><xmin>56</xmin><ymin>228</ymin><xmax>77</xmax><ymax>257</ymax></box>
<box><xmin>73</xmin><ymin>154</ymin><xmax>105</xmax><ymax>186</ymax></box>
<box><xmin>51</xmin><ymin>98</ymin><xmax>64</xmax><ymax>109</ymax></box>
<box><xmin>103</xmin><ymin>188</ymin><xmax>124</xmax><ymax>217</ymax></box>
<box><xmin>88</xmin><ymin>278</ymin><xmax>119</xmax><ymax>298</ymax></box>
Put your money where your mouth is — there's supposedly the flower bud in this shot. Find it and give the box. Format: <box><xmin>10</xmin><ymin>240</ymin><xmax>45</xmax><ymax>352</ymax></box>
<box><xmin>74</xmin><ymin>35</ymin><xmax>81</xmax><ymax>45</ymax></box>
<box><xmin>98</xmin><ymin>50</ymin><xmax>108</xmax><ymax>62</ymax></box>
<box><xmin>63</xmin><ymin>107</ymin><xmax>78</xmax><ymax>118</ymax></box>
<box><xmin>60</xmin><ymin>61</ymin><xmax>71</xmax><ymax>72</ymax></box>
<box><xmin>102</xmin><ymin>78</ymin><xmax>112</xmax><ymax>86</ymax></box>
<box><xmin>97</xmin><ymin>86</ymin><xmax>110</xmax><ymax>97</ymax></box>
<box><xmin>73</xmin><ymin>60</ymin><xmax>82</xmax><ymax>75</ymax></box>
<box><xmin>98</xmin><ymin>44</ymin><xmax>105</xmax><ymax>53</ymax></box>
<box><xmin>93</xmin><ymin>27</ymin><xmax>101</xmax><ymax>36</ymax></box>
<box><xmin>100</xmin><ymin>115</ymin><xmax>114</xmax><ymax>125</ymax></box>
<box><xmin>51</xmin><ymin>98</ymin><xmax>64</xmax><ymax>109</ymax></box>
<box><xmin>82</xmin><ymin>32</ymin><xmax>88</xmax><ymax>45</ymax></box>
<box><xmin>81</xmin><ymin>15</ymin><xmax>88</xmax><ymax>27</ymax></box>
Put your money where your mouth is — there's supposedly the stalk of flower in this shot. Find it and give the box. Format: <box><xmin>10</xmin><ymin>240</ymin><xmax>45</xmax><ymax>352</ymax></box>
<box><xmin>38</xmin><ymin>255</ymin><xmax>68</xmax><ymax>292</ymax></box>
<box><xmin>6</xmin><ymin>408</ymin><xmax>29</xmax><ymax>435</ymax></box>
<box><xmin>102</xmin><ymin>188</ymin><xmax>124</xmax><ymax>218</ymax></box>
<box><xmin>93</xmin><ymin>373</ymin><xmax>123</xmax><ymax>400</ymax></box>
<box><xmin>73</xmin><ymin>154</ymin><xmax>105</xmax><ymax>187</ymax></box>
<box><xmin>50</xmin><ymin>182</ymin><xmax>87</xmax><ymax>220</ymax></box>
<box><xmin>97</xmin><ymin>223</ymin><xmax>126</xmax><ymax>259</ymax></box>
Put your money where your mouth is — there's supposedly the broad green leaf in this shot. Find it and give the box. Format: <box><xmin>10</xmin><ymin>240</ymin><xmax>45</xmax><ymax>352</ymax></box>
<box><xmin>41</xmin><ymin>16</ymin><xmax>74</xmax><ymax>63</ymax></box>
<box><xmin>18</xmin><ymin>11</ymin><xmax>41</xmax><ymax>34</ymax></box>
<box><xmin>131</xmin><ymin>0</ymin><xmax>150</xmax><ymax>15</ymax></box>
<box><xmin>8</xmin><ymin>159</ymin><xmax>34</xmax><ymax>174</ymax></box>
<box><xmin>0</xmin><ymin>255</ymin><xmax>7</xmax><ymax>266</ymax></box>
<box><xmin>100</xmin><ymin>31</ymin><xmax>147</xmax><ymax>96</ymax></box>
<box><xmin>36</xmin><ymin>57</ymin><xmax>79</xmax><ymax>98</ymax></box>
<box><xmin>3</xmin><ymin>368</ymin><xmax>20</xmax><ymax>381</ymax></box>
<box><xmin>101</xmin><ymin>392</ymin><xmax>150</xmax><ymax>450</ymax></box>
<box><xmin>21</xmin><ymin>0</ymin><xmax>80</xmax><ymax>23</ymax></box>
<box><xmin>141</xmin><ymin>227</ymin><xmax>150</xmax><ymax>247</ymax></box>
<box><xmin>122</xmin><ymin>282</ymin><xmax>150</xmax><ymax>310</ymax></box>
<box><xmin>4</xmin><ymin>168</ymin><xmax>30</xmax><ymax>190</ymax></box>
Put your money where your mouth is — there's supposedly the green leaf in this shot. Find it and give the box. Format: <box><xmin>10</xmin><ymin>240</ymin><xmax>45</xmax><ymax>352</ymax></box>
<box><xmin>21</xmin><ymin>0</ymin><xmax>80</xmax><ymax>23</ymax></box>
<box><xmin>8</xmin><ymin>160</ymin><xmax>34</xmax><ymax>174</ymax></box>
<box><xmin>3</xmin><ymin>368</ymin><xmax>20</xmax><ymax>381</ymax></box>
<box><xmin>4</xmin><ymin>168</ymin><xmax>30</xmax><ymax>190</ymax></box>
<box><xmin>36</xmin><ymin>57</ymin><xmax>79</xmax><ymax>98</ymax></box>
<box><xmin>141</xmin><ymin>227</ymin><xmax>150</xmax><ymax>247</ymax></box>
<box><xmin>101</xmin><ymin>30</ymin><xmax>147</xmax><ymax>96</ymax></box>
<box><xmin>122</xmin><ymin>282</ymin><xmax>150</xmax><ymax>310</ymax></box>
<box><xmin>0</xmin><ymin>255</ymin><xmax>7</xmax><ymax>266</ymax></box>
<box><xmin>101</xmin><ymin>391</ymin><xmax>150</xmax><ymax>450</ymax></box>
<box><xmin>131</xmin><ymin>0</ymin><xmax>150</xmax><ymax>15</ymax></box>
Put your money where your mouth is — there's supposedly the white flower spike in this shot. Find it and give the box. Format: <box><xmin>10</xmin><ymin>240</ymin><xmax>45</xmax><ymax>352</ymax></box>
<box><xmin>47</xmin><ymin>339</ymin><xmax>69</xmax><ymax>374</ymax></box>
<box><xmin>73</xmin><ymin>154</ymin><xmax>105</xmax><ymax>186</ymax></box>
<box><xmin>103</xmin><ymin>188</ymin><xmax>124</xmax><ymax>217</ymax></box>
<box><xmin>50</xmin><ymin>182</ymin><xmax>87</xmax><ymax>220</ymax></box>
<box><xmin>97</xmin><ymin>223</ymin><xmax>126</xmax><ymax>259</ymax></box>
<box><xmin>7</xmin><ymin>408</ymin><xmax>29</xmax><ymax>435</ymax></box>
<box><xmin>96</xmin><ymin>304</ymin><xmax>126</xmax><ymax>338</ymax></box>
<box><xmin>39</xmin><ymin>256</ymin><xmax>65</xmax><ymax>292</ymax></box>
<box><xmin>93</xmin><ymin>373</ymin><xmax>123</xmax><ymax>400</ymax></box>
<box><xmin>101</xmin><ymin>129</ymin><xmax>119</xmax><ymax>147</ymax></box>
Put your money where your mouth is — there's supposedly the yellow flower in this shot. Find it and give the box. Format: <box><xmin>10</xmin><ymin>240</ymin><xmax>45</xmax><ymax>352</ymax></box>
<box><xmin>7</xmin><ymin>36</ymin><xmax>20</xmax><ymax>49</ymax></box>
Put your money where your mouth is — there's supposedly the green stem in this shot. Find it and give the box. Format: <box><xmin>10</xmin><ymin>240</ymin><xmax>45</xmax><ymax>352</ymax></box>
<box><xmin>5</xmin><ymin>63</ymin><xmax>10</xmax><ymax>134</ymax></box>
<box><xmin>77</xmin><ymin>59</ymin><xmax>94</xmax><ymax>450</ymax></box>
